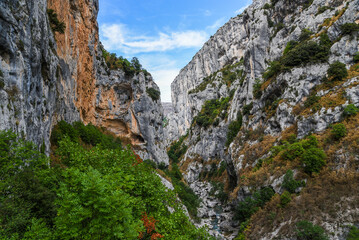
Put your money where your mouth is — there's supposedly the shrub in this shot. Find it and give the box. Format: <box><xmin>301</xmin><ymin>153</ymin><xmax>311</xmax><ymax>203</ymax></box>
<box><xmin>296</xmin><ymin>221</ymin><xmax>329</xmax><ymax>240</ymax></box>
<box><xmin>242</xmin><ymin>102</ymin><xmax>253</xmax><ymax>116</ymax></box>
<box><xmin>281</xmin><ymin>142</ymin><xmax>304</xmax><ymax>161</ymax></box>
<box><xmin>194</xmin><ymin>97</ymin><xmax>230</xmax><ymax>128</ymax></box>
<box><xmin>282</xmin><ymin>170</ymin><xmax>304</xmax><ymax>193</ymax></box>
<box><xmin>47</xmin><ymin>9</ymin><xmax>65</xmax><ymax>34</ymax></box>
<box><xmin>226</xmin><ymin>112</ymin><xmax>243</xmax><ymax>147</ymax></box>
<box><xmin>331</xmin><ymin>123</ymin><xmax>347</xmax><ymax>140</ymax></box>
<box><xmin>234</xmin><ymin>187</ymin><xmax>275</xmax><ymax>223</ymax></box>
<box><xmin>347</xmin><ymin>226</ymin><xmax>359</xmax><ymax>240</ymax></box>
<box><xmin>0</xmin><ymin>79</ymin><xmax>4</xmax><ymax>89</ymax></box>
<box><xmin>316</xmin><ymin>6</ymin><xmax>331</xmax><ymax>15</ymax></box>
<box><xmin>354</xmin><ymin>52</ymin><xmax>359</xmax><ymax>63</ymax></box>
<box><xmin>146</xmin><ymin>88</ymin><xmax>161</xmax><ymax>101</ymax></box>
<box><xmin>280</xmin><ymin>191</ymin><xmax>291</xmax><ymax>207</ymax></box>
<box><xmin>253</xmin><ymin>79</ymin><xmax>262</xmax><ymax>99</ymax></box>
<box><xmin>263</xmin><ymin>3</ymin><xmax>271</xmax><ymax>9</ymax></box>
<box><xmin>304</xmin><ymin>94</ymin><xmax>321</xmax><ymax>108</ymax></box>
<box><xmin>299</xmin><ymin>28</ymin><xmax>313</xmax><ymax>42</ymax></box>
<box><xmin>281</xmin><ymin>41</ymin><xmax>329</xmax><ymax>67</ymax></box>
<box><xmin>283</xmin><ymin>40</ymin><xmax>298</xmax><ymax>55</ymax></box>
<box><xmin>343</xmin><ymin>104</ymin><xmax>359</xmax><ymax>117</ymax></box>
<box><xmin>263</xmin><ymin>61</ymin><xmax>282</xmax><ymax>80</ymax></box>
<box><xmin>327</xmin><ymin>61</ymin><xmax>348</xmax><ymax>81</ymax></box>
<box><xmin>340</xmin><ymin>23</ymin><xmax>359</xmax><ymax>36</ymax></box>
<box><xmin>167</xmin><ymin>134</ymin><xmax>188</xmax><ymax>163</ymax></box>
<box><xmin>301</xmin><ymin>148</ymin><xmax>326</xmax><ymax>174</ymax></box>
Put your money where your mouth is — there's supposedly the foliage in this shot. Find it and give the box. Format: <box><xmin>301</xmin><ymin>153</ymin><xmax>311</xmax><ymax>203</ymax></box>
<box><xmin>226</xmin><ymin>112</ymin><xmax>243</xmax><ymax>147</ymax></box>
<box><xmin>301</xmin><ymin>148</ymin><xmax>326</xmax><ymax>174</ymax></box>
<box><xmin>101</xmin><ymin>48</ymin><xmax>147</xmax><ymax>77</ymax></box>
<box><xmin>354</xmin><ymin>52</ymin><xmax>359</xmax><ymax>63</ymax></box>
<box><xmin>347</xmin><ymin>226</ymin><xmax>359</xmax><ymax>240</ymax></box>
<box><xmin>296</xmin><ymin>220</ymin><xmax>329</xmax><ymax>240</ymax></box>
<box><xmin>253</xmin><ymin>79</ymin><xmax>263</xmax><ymax>99</ymax></box>
<box><xmin>194</xmin><ymin>97</ymin><xmax>230</xmax><ymax>128</ymax></box>
<box><xmin>331</xmin><ymin>123</ymin><xmax>347</xmax><ymax>140</ymax></box>
<box><xmin>280</xmin><ymin>191</ymin><xmax>291</xmax><ymax>207</ymax></box>
<box><xmin>0</xmin><ymin>129</ymin><xmax>211</xmax><ymax>239</ymax></box>
<box><xmin>304</xmin><ymin>94</ymin><xmax>321</xmax><ymax>108</ymax></box>
<box><xmin>274</xmin><ymin>135</ymin><xmax>326</xmax><ymax>174</ymax></box>
<box><xmin>242</xmin><ymin>102</ymin><xmax>253</xmax><ymax>116</ymax></box>
<box><xmin>283</xmin><ymin>40</ymin><xmax>298</xmax><ymax>55</ymax></box>
<box><xmin>51</xmin><ymin>120</ymin><xmax>122</xmax><ymax>150</ymax></box>
<box><xmin>209</xmin><ymin>181</ymin><xmax>228</xmax><ymax>204</ymax></box>
<box><xmin>282</xmin><ymin>170</ymin><xmax>305</xmax><ymax>193</ymax></box>
<box><xmin>234</xmin><ymin>187</ymin><xmax>275</xmax><ymax>223</ymax></box>
<box><xmin>263</xmin><ymin>3</ymin><xmax>271</xmax><ymax>9</ymax></box>
<box><xmin>327</xmin><ymin>61</ymin><xmax>348</xmax><ymax>81</ymax></box>
<box><xmin>340</xmin><ymin>23</ymin><xmax>359</xmax><ymax>36</ymax></box>
<box><xmin>299</xmin><ymin>29</ymin><xmax>313</xmax><ymax>42</ymax></box>
<box><xmin>263</xmin><ymin>61</ymin><xmax>281</xmax><ymax>80</ymax></box>
<box><xmin>0</xmin><ymin>131</ymin><xmax>56</xmax><ymax>239</ymax></box>
<box><xmin>316</xmin><ymin>6</ymin><xmax>332</xmax><ymax>15</ymax></box>
<box><xmin>167</xmin><ymin>134</ymin><xmax>188</xmax><ymax>163</ymax></box>
<box><xmin>47</xmin><ymin>9</ymin><xmax>65</xmax><ymax>34</ymax></box>
<box><xmin>146</xmin><ymin>88</ymin><xmax>161</xmax><ymax>101</ymax></box>
<box><xmin>343</xmin><ymin>104</ymin><xmax>359</xmax><ymax>118</ymax></box>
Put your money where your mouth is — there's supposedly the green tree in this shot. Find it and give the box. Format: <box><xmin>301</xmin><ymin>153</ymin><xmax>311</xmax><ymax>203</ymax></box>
<box><xmin>301</xmin><ymin>148</ymin><xmax>326</xmax><ymax>174</ymax></box>
<box><xmin>296</xmin><ymin>220</ymin><xmax>329</xmax><ymax>240</ymax></box>
<box><xmin>327</xmin><ymin>61</ymin><xmax>348</xmax><ymax>81</ymax></box>
<box><xmin>331</xmin><ymin>123</ymin><xmax>347</xmax><ymax>140</ymax></box>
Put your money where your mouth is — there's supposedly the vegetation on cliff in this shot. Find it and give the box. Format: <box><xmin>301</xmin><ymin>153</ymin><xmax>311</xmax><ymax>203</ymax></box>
<box><xmin>0</xmin><ymin>123</ymin><xmax>211</xmax><ymax>239</ymax></box>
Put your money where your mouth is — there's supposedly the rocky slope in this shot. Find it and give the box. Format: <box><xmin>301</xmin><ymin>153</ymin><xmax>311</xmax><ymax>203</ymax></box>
<box><xmin>0</xmin><ymin>0</ymin><xmax>168</xmax><ymax>164</ymax></box>
<box><xmin>166</xmin><ymin>0</ymin><xmax>359</xmax><ymax>238</ymax></box>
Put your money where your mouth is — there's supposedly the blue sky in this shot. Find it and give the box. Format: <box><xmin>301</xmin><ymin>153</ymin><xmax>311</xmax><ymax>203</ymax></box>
<box><xmin>98</xmin><ymin>0</ymin><xmax>252</xmax><ymax>102</ymax></box>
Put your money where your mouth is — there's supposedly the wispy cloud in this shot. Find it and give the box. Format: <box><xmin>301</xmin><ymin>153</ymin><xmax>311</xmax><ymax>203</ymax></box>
<box><xmin>101</xmin><ymin>24</ymin><xmax>208</xmax><ymax>54</ymax></box>
<box><xmin>207</xmin><ymin>17</ymin><xmax>226</xmax><ymax>31</ymax></box>
<box><xmin>235</xmin><ymin>1</ymin><xmax>251</xmax><ymax>15</ymax></box>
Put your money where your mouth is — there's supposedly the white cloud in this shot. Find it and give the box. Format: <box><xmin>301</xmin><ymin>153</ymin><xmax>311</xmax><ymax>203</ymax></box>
<box><xmin>235</xmin><ymin>3</ymin><xmax>251</xmax><ymax>15</ymax></box>
<box><xmin>203</xmin><ymin>10</ymin><xmax>212</xmax><ymax>16</ymax></box>
<box><xmin>101</xmin><ymin>23</ymin><xmax>208</xmax><ymax>54</ymax></box>
<box><xmin>207</xmin><ymin>17</ymin><xmax>226</xmax><ymax>31</ymax></box>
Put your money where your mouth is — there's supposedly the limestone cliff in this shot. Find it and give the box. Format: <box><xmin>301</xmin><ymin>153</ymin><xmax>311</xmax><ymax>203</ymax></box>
<box><xmin>0</xmin><ymin>0</ymin><xmax>168</xmax><ymax>164</ymax></box>
<box><xmin>167</xmin><ymin>0</ymin><xmax>359</xmax><ymax>238</ymax></box>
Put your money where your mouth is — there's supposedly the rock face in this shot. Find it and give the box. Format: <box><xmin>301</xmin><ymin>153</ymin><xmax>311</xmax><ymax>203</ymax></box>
<box><xmin>0</xmin><ymin>0</ymin><xmax>168</xmax><ymax>164</ymax></box>
<box><xmin>166</xmin><ymin>0</ymin><xmax>359</xmax><ymax>238</ymax></box>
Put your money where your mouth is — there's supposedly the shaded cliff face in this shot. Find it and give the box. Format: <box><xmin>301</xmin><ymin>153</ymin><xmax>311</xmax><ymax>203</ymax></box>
<box><xmin>0</xmin><ymin>0</ymin><xmax>168</xmax><ymax>164</ymax></box>
<box><xmin>167</xmin><ymin>0</ymin><xmax>359</xmax><ymax>238</ymax></box>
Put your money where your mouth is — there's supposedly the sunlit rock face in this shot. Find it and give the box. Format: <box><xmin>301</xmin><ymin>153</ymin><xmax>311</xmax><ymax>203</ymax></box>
<box><xmin>0</xmin><ymin>0</ymin><xmax>168</xmax><ymax>164</ymax></box>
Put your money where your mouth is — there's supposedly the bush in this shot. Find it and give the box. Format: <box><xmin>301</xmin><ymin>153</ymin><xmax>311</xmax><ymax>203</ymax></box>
<box><xmin>281</xmin><ymin>142</ymin><xmax>304</xmax><ymax>161</ymax></box>
<box><xmin>263</xmin><ymin>61</ymin><xmax>282</xmax><ymax>80</ymax></box>
<box><xmin>280</xmin><ymin>191</ymin><xmax>291</xmax><ymax>207</ymax></box>
<box><xmin>242</xmin><ymin>103</ymin><xmax>253</xmax><ymax>116</ymax></box>
<box><xmin>226</xmin><ymin>112</ymin><xmax>243</xmax><ymax>147</ymax></box>
<box><xmin>146</xmin><ymin>87</ymin><xmax>161</xmax><ymax>101</ymax></box>
<box><xmin>354</xmin><ymin>52</ymin><xmax>359</xmax><ymax>63</ymax></box>
<box><xmin>263</xmin><ymin>3</ymin><xmax>271</xmax><ymax>9</ymax></box>
<box><xmin>194</xmin><ymin>97</ymin><xmax>230</xmax><ymax>128</ymax></box>
<box><xmin>331</xmin><ymin>123</ymin><xmax>347</xmax><ymax>140</ymax></box>
<box><xmin>340</xmin><ymin>23</ymin><xmax>359</xmax><ymax>36</ymax></box>
<box><xmin>282</xmin><ymin>170</ymin><xmax>304</xmax><ymax>193</ymax></box>
<box><xmin>343</xmin><ymin>104</ymin><xmax>359</xmax><ymax>117</ymax></box>
<box><xmin>283</xmin><ymin>40</ymin><xmax>298</xmax><ymax>55</ymax></box>
<box><xmin>299</xmin><ymin>28</ymin><xmax>313</xmax><ymax>42</ymax></box>
<box><xmin>301</xmin><ymin>148</ymin><xmax>326</xmax><ymax>174</ymax></box>
<box><xmin>253</xmin><ymin>79</ymin><xmax>262</xmax><ymax>99</ymax></box>
<box><xmin>234</xmin><ymin>187</ymin><xmax>275</xmax><ymax>223</ymax></box>
<box><xmin>0</xmin><ymin>79</ymin><xmax>4</xmax><ymax>89</ymax></box>
<box><xmin>47</xmin><ymin>9</ymin><xmax>65</xmax><ymax>34</ymax></box>
<box><xmin>327</xmin><ymin>61</ymin><xmax>348</xmax><ymax>81</ymax></box>
<box><xmin>347</xmin><ymin>226</ymin><xmax>359</xmax><ymax>240</ymax></box>
<box><xmin>296</xmin><ymin>221</ymin><xmax>329</xmax><ymax>240</ymax></box>
<box><xmin>316</xmin><ymin>6</ymin><xmax>332</xmax><ymax>15</ymax></box>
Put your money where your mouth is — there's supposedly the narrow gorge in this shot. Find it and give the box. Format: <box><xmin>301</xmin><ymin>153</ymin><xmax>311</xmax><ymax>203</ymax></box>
<box><xmin>1</xmin><ymin>0</ymin><xmax>359</xmax><ymax>239</ymax></box>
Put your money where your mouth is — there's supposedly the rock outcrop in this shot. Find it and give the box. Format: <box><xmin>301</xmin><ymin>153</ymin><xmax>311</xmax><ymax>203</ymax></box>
<box><xmin>166</xmin><ymin>0</ymin><xmax>359</xmax><ymax>238</ymax></box>
<box><xmin>0</xmin><ymin>0</ymin><xmax>168</xmax><ymax>164</ymax></box>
